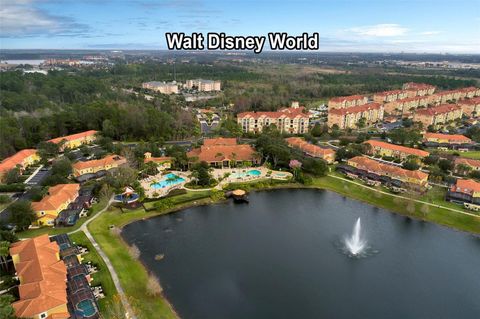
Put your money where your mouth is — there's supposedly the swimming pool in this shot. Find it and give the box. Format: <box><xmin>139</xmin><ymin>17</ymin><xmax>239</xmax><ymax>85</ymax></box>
<box><xmin>231</xmin><ymin>169</ymin><xmax>262</xmax><ymax>178</ymax></box>
<box><xmin>76</xmin><ymin>299</ymin><xmax>97</xmax><ymax>317</ymax></box>
<box><xmin>151</xmin><ymin>173</ymin><xmax>185</xmax><ymax>189</ymax></box>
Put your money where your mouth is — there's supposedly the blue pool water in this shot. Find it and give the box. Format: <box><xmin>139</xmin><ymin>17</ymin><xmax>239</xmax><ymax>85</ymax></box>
<box><xmin>76</xmin><ymin>299</ymin><xmax>97</xmax><ymax>317</ymax></box>
<box><xmin>231</xmin><ymin>169</ymin><xmax>261</xmax><ymax>178</ymax></box>
<box><xmin>151</xmin><ymin>173</ymin><xmax>185</xmax><ymax>189</ymax></box>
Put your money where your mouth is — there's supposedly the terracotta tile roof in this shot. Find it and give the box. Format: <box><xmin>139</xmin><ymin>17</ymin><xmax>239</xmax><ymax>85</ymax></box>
<box><xmin>72</xmin><ymin>155</ymin><xmax>126</xmax><ymax>171</ymax></box>
<box><xmin>10</xmin><ymin>235</ymin><xmax>68</xmax><ymax>318</ymax></box>
<box><xmin>415</xmin><ymin>104</ymin><xmax>461</xmax><ymax>116</ymax></box>
<box><xmin>144</xmin><ymin>156</ymin><xmax>173</xmax><ymax>164</ymax></box>
<box><xmin>48</xmin><ymin>130</ymin><xmax>97</xmax><ymax>144</ymax></box>
<box><xmin>329</xmin><ymin>95</ymin><xmax>366</xmax><ymax>103</ymax></box>
<box><xmin>455</xmin><ymin>157</ymin><xmax>480</xmax><ymax>168</ymax></box>
<box><xmin>203</xmin><ymin>137</ymin><xmax>237</xmax><ymax>146</ymax></box>
<box><xmin>374</xmin><ymin>90</ymin><xmax>404</xmax><ymax>97</ymax></box>
<box><xmin>365</xmin><ymin>140</ymin><xmax>429</xmax><ymax>157</ymax></box>
<box><xmin>329</xmin><ymin>103</ymin><xmax>382</xmax><ymax>115</ymax></box>
<box><xmin>458</xmin><ymin>97</ymin><xmax>480</xmax><ymax>105</ymax></box>
<box><xmin>285</xmin><ymin>137</ymin><xmax>335</xmax><ymax>157</ymax></box>
<box><xmin>348</xmin><ymin>156</ymin><xmax>428</xmax><ymax>182</ymax></box>
<box><xmin>187</xmin><ymin>144</ymin><xmax>258</xmax><ymax>163</ymax></box>
<box><xmin>450</xmin><ymin>179</ymin><xmax>480</xmax><ymax>195</ymax></box>
<box><xmin>237</xmin><ymin>106</ymin><xmax>308</xmax><ymax>119</ymax></box>
<box><xmin>31</xmin><ymin>184</ymin><xmax>80</xmax><ymax>212</ymax></box>
<box><xmin>424</xmin><ymin>133</ymin><xmax>471</xmax><ymax>143</ymax></box>
<box><xmin>0</xmin><ymin>149</ymin><xmax>37</xmax><ymax>174</ymax></box>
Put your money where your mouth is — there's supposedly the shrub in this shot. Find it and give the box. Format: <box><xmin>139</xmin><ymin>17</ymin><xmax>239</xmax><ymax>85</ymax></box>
<box><xmin>146</xmin><ymin>274</ymin><xmax>163</xmax><ymax>296</ymax></box>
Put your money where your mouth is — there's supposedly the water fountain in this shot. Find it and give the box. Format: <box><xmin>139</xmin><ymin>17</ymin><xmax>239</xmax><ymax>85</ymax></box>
<box><xmin>344</xmin><ymin>217</ymin><xmax>367</xmax><ymax>256</ymax></box>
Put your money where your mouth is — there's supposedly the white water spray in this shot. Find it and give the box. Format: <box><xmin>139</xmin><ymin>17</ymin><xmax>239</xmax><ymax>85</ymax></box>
<box><xmin>344</xmin><ymin>218</ymin><xmax>367</xmax><ymax>255</ymax></box>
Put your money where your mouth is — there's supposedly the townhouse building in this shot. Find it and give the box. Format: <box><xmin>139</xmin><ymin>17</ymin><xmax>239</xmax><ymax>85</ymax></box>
<box><xmin>364</xmin><ymin>140</ymin><xmax>429</xmax><ymax>160</ymax></box>
<box><xmin>285</xmin><ymin>137</ymin><xmax>336</xmax><ymax>163</ymax></box>
<box><xmin>0</xmin><ymin>149</ymin><xmax>40</xmax><ymax>181</ymax></box>
<box><xmin>72</xmin><ymin>154</ymin><xmax>127</xmax><ymax>177</ymax></box>
<box><xmin>48</xmin><ymin>130</ymin><xmax>97</xmax><ymax>151</ymax></box>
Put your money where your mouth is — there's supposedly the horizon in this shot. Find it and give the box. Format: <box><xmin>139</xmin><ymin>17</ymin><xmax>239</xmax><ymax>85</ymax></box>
<box><xmin>1</xmin><ymin>0</ymin><xmax>479</xmax><ymax>54</ymax></box>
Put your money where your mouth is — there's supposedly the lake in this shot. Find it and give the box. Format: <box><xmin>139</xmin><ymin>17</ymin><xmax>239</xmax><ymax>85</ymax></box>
<box><xmin>122</xmin><ymin>189</ymin><xmax>480</xmax><ymax>319</ymax></box>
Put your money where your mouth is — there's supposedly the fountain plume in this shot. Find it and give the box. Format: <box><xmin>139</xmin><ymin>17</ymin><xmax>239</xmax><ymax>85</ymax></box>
<box><xmin>344</xmin><ymin>218</ymin><xmax>367</xmax><ymax>256</ymax></box>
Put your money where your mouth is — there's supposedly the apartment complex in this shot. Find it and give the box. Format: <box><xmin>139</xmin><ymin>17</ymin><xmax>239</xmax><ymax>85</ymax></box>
<box><xmin>373</xmin><ymin>90</ymin><xmax>410</xmax><ymax>103</ymax></box>
<box><xmin>458</xmin><ymin>97</ymin><xmax>480</xmax><ymax>117</ymax></box>
<box><xmin>364</xmin><ymin>140</ymin><xmax>429</xmax><ymax>159</ymax></box>
<box><xmin>285</xmin><ymin>137</ymin><xmax>336</xmax><ymax>163</ymax></box>
<box><xmin>48</xmin><ymin>130</ymin><xmax>97</xmax><ymax>151</ymax></box>
<box><xmin>327</xmin><ymin>103</ymin><xmax>383</xmax><ymax>129</ymax></box>
<box><xmin>423</xmin><ymin>133</ymin><xmax>471</xmax><ymax>145</ymax></box>
<box><xmin>187</xmin><ymin>138</ymin><xmax>259</xmax><ymax>167</ymax></box>
<box><xmin>447</xmin><ymin>179</ymin><xmax>480</xmax><ymax>205</ymax></box>
<box><xmin>31</xmin><ymin>184</ymin><xmax>80</xmax><ymax>226</ymax></box>
<box><xmin>72</xmin><ymin>154</ymin><xmax>127</xmax><ymax>177</ymax></box>
<box><xmin>402</xmin><ymin>82</ymin><xmax>436</xmax><ymax>95</ymax></box>
<box><xmin>328</xmin><ymin>95</ymin><xmax>368</xmax><ymax>109</ymax></box>
<box><xmin>346</xmin><ymin>156</ymin><xmax>429</xmax><ymax>187</ymax></box>
<box><xmin>454</xmin><ymin>157</ymin><xmax>480</xmax><ymax>171</ymax></box>
<box><xmin>10</xmin><ymin>234</ymin><xmax>70</xmax><ymax>319</ymax></box>
<box><xmin>413</xmin><ymin>104</ymin><xmax>463</xmax><ymax>128</ymax></box>
<box><xmin>0</xmin><ymin>149</ymin><xmax>39</xmax><ymax>181</ymax></box>
<box><xmin>237</xmin><ymin>105</ymin><xmax>309</xmax><ymax>134</ymax></box>
<box><xmin>144</xmin><ymin>152</ymin><xmax>173</xmax><ymax>170</ymax></box>
<box><xmin>185</xmin><ymin>79</ymin><xmax>221</xmax><ymax>91</ymax></box>
<box><xmin>142</xmin><ymin>81</ymin><xmax>179</xmax><ymax>94</ymax></box>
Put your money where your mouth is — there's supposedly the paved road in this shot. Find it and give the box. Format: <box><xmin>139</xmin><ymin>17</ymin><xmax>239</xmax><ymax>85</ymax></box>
<box><xmin>69</xmin><ymin>198</ymin><xmax>137</xmax><ymax>319</ymax></box>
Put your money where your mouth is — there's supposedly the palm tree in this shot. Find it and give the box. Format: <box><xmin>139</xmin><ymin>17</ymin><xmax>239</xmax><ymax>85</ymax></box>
<box><xmin>0</xmin><ymin>241</ymin><xmax>10</xmax><ymax>273</ymax></box>
<box><xmin>215</xmin><ymin>152</ymin><xmax>224</xmax><ymax>168</ymax></box>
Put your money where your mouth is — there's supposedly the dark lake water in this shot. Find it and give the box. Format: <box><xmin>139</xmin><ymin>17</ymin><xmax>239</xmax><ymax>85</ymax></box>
<box><xmin>122</xmin><ymin>189</ymin><xmax>480</xmax><ymax>319</ymax></box>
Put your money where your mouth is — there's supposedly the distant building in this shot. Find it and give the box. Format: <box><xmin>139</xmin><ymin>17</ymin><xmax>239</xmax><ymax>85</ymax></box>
<box><xmin>373</xmin><ymin>90</ymin><xmax>410</xmax><ymax>104</ymax></box>
<box><xmin>185</xmin><ymin>79</ymin><xmax>221</xmax><ymax>92</ymax></box>
<box><xmin>285</xmin><ymin>137</ymin><xmax>336</xmax><ymax>163</ymax></box>
<box><xmin>413</xmin><ymin>104</ymin><xmax>463</xmax><ymax>128</ymax></box>
<box><xmin>454</xmin><ymin>157</ymin><xmax>480</xmax><ymax>171</ymax></box>
<box><xmin>237</xmin><ymin>104</ymin><xmax>309</xmax><ymax>134</ymax></box>
<box><xmin>327</xmin><ymin>103</ymin><xmax>383</xmax><ymax>129</ymax></box>
<box><xmin>0</xmin><ymin>149</ymin><xmax>39</xmax><ymax>181</ymax></box>
<box><xmin>72</xmin><ymin>154</ymin><xmax>127</xmax><ymax>177</ymax></box>
<box><xmin>142</xmin><ymin>81</ymin><xmax>179</xmax><ymax>94</ymax></box>
<box><xmin>144</xmin><ymin>152</ymin><xmax>173</xmax><ymax>170</ymax></box>
<box><xmin>10</xmin><ymin>234</ymin><xmax>70</xmax><ymax>319</ymax></box>
<box><xmin>447</xmin><ymin>179</ymin><xmax>480</xmax><ymax>205</ymax></box>
<box><xmin>48</xmin><ymin>130</ymin><xmax>97</xmax><ymax>151</ymax></box>
<box><xmin>402</xmin><ymin>82</ymin><xmax>436</xmax><ymax>96</ymax></box>
<box><xmin>458</xmin><ymin>97</ymin><xmax>480</xmax><ymax>117</ymax></box>
<box><xmin>364</xmin><ymin>140</ymin><xmax>429</xmax><ymax>159</ymax></box>
<box><xmin>187</xmin><ymin>138</ymin><xmax>259</xmax><ymax>168</ymax></box>
<box><xmin>423</xmin><ymin>133</ymin><xmax>471</xmax><ymax>145</ymax></box>
<box><xmin>31</xmin><ymin>184</ymin><xmax>80</xmax><ymax>226</ymax></box>
<box><xmin>346</xmin><ymin>156</ymin><xmax>429</xmax><ymax>188</ymax></box>
<box><xmin>328</xmin><ymin>95</ymin><xmax>368</xmax><ymax>109</ymax></box>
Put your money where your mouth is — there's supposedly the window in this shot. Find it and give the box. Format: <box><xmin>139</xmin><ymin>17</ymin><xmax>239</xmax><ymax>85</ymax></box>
<box><xmin>40</xmin><ymin>313</ymin><xmax>48</xmax><ymax>319</ymax></box>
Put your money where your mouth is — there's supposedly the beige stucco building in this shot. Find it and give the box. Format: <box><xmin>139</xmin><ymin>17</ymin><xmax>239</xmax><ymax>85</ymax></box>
<box><xmin>142</xmin><ymin>81</ymin><xmax>179</xmax><ymax>94</ymax></box>
<box><xmin>185</xmin><ymin>79</ymin><xmax>221</xmax><ymax>91</ymax></box>
<box><xmin>237</xmin><ymin>106</ymin><xmax>309</xmax><ymax>134</ymax></box>
<box><xmin>413</xmin><ymin>104</ymin><xmax>463</xmax><ymax>128</ymax></box>
<box><xmin>327</xmin><ymin>103</ymin><xmax>383</xmax><ymax>129</ymax></box>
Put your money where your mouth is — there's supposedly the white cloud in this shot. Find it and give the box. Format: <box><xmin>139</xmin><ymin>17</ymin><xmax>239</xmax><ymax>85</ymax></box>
<box><xmin>348</xmin><ymin>24</ymin><xmax>408</xmax><ymax>37</ymax></box>
<box><xmin>420</xmin><ymin>31</ymin><xmax>441</xmax><ymax>36</ymax></box>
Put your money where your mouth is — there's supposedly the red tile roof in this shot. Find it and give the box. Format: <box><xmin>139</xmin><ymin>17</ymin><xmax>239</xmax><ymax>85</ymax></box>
<box><xmin>285</xmin><ymin>137</ymin><xmax>335</xmax><ymax>158</ymax></box>
<box><xmin>374</xmin><ymin>90</ymin><xmax>403</xmax><ymax>97</ymax></box>
<box><xmin>365</xmin><ymin>140</ymin><xmax>429</xmax><ymax>157</ymax></box>
<box><xmin>144</xmin><ymin>156</ymin><xmax>173</xmax><ymax>164</ymax></box>
<box><xmin>72</xmin><ymin>155</ymin><xmax>126</xmax><ymax>172</ymax></box>
<box><xmin>455</xmin><ymin>157</ymin><xmax>480</xmax><ymax>168</ymax></box>
<box><xmin>48</xmin><ymin>130</ymin><xmax>97</xmax><ymax>144</ymax></box>
<box><xmin>237</xmin><ymin>107</ymin><xmax>308</xmax><ymax>119</ymax></box>
<box><xmin>424</xmin><ymin>133</ymin><xmax>471</xmax><ymax>143</ymax></box>
<box><xmin>329</xmin><ymin>95</ymin><xmax>366</xmax><ymax>103</ymax></box>
<box><xmin>10</xmin><ymin>235</ymin><xmax>68</xmax><ymax>318</ymax></box>
<box><xmin>203</xmin><ymin>138</ymin><xmax>237</xmax><ymax>146</ymax></box>
<box><xmin>329</xmin><ymin>103</ymin><xmax>382</xmax><ymax>115</ymax></box>
<box><xmin>31</xmin><ymin>184</ymin><xmax>80</xmax><ymax>212</ymax></box>
<box><xmin>187</xmin><ymin>144</ymin><xmax>258</xmax><ymax>163</ymax></box>
<box><xmin>348</xmin><ymin>156</ymin><xmax>428</xmax><ymax>182</ymax></box>
<box><xmin>450</xmin><ymin>179</ymin><xmax>480</xmax><ymax>195</ymax></box>
<box><xmin>415</xmin><ymin>104</ymin><xmax>461</xmax><ymax>116</ymax></box>
<box><xmin>0</xmin><ymin>149</ymin><xmax>37</xmax><ymax>175</ymax></box>
<box><xmin>458</xmin><ymin>97</ymin><xmax>480</xmax><ymax>105</ymax></box>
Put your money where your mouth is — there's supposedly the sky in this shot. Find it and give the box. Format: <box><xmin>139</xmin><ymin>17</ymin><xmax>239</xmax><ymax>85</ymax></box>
<box><xmin>0</xmin><ymin>0</ymin><xmax>479</xmax><ymax>53</ymax></box>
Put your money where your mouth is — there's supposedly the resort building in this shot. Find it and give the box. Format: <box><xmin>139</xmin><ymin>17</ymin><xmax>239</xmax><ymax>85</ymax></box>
<box><xmin>0</xmin><ymin>149</ymin><xmax>39</xmax><ymax>181</ymax></box>
<box><xmin>402</xmin><ymin>82</ymin><xmax>436</xmax><ymax>96</ymax></box>
<box><xmin>454</xmin><ymin>157</ymin><xmax>480</xmax><ymax>172</ymax></box>
<box><xmin>185</xmin><ymin>79</ymin><xmax>221</xmax><ymax>91</ymax></box>
<box><xmin>285</xmin><ymin>137</ymin><xmax>336</xmax><ymax>163</ymax></box>
<box><xmin>383</xmin><ymin>96</ymin><xmax>430</xmax><ymax>115</ymax></box>
<box><xmin>423</xmin><ymin>133</ymin><xmax>471</xmax><ymax>145</ymax></box>
<box><xmin>447</xmin><ymin>179</ymin><xmax>480</xmax><ymax>205</ymax></box>
<box><xmin>373</xmin><ymin>90</ymin><xmax>410</xmax><ymax>104</ymax></box>
<box><xmin>142</xmin><ymin>81</ymin><xmax>179</xmax><ymax>94</ymax></box>
<box><xmin>413</xmin><ymin>104</ymin><xmax>463</xmax><ymax>128</ymax></box>
<box><xmin>364</xmin><ymin>140</ymin><xmax>429</xmax><ymax>160</ymax></box>
<box><xmin>237</xmin><ymin>105</ymin><xmax>309</xmax><ymax>134</ymax></box>
<box><xmin>48</xmin><ymin>130</ymin><xmax>97</xmax><ymax>151</ymax></box>
<box><xmin>327</xmin><ymin>103</ymin><xmax>383</xmax><ymax>129</ymax></box>
<box><xmin>328</xmin><ymin>95</ymin><xmax>368</xmax><ymax>109</ymax></box>
<box><xmin>458</xmin><ymin>97</ymin><xmax>480</xmax><ymax>117</ymax></box>
<box><xmin>10</xmin><ymin>234</ymin><xmax>70</xmax><ymax>319</ymax></box>
<box><xmin>144</xmin><ymin>152</ymin><xmax>173</xmax><ymax>170</ymax></box>
<box><xmin>187</xmin><ymin>138</ymin><xmax>259</xmax><ymax>167</ymax></box>
<box><xmin>31</xmin><ymin>184</ymin><xmax>80</xmax><ymax>226</ymax></box>
<box><xmin>346</xmin><ymin>156</ymin><xmax>429</xmax><ymax>188</ymax></box>
<box><xmin>72</xmin><ymin>154</ymin><xmax>127</xmax><ymax>177</ymax></box>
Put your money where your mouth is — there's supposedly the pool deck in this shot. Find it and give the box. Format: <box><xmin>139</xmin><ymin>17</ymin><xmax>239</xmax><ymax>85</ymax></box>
<box><xmin>140</xmin><ymin>171</ymin><xmax>190</xmax><ymax>198</ymax></box>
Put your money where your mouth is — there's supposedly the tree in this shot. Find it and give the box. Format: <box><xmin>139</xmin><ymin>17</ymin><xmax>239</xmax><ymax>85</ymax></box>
<box><xmin>0</xmin><ymin>294</ymin><xmax>16</xmax><ymax>319</ymax></box>
<box><xmin>3</xmin><ymin>167</ymin><xmax>21</xmax><ymax>184</ymax></box>
<box><xmin>456</xmin><ymin>163</ymin><xmax>472</xmax><ymax>176</ymax></box>
<box><xmin>357</xmin><ymin>118</ymin><xmax>367</xmax><ymax>129</ymax></box>
<box><xmin>438</xmin><ymin>159</ymin><xmax>453</xmax><ymax>172</ymax></box>
<box><xmin>105</xmin><ymin>166</ymin><xmax>138</xmax><ymax>190</ymax></box>
<box><xmin>51</xmin><ymin>158</ymin><xmax>72</xmax><ymax>177</ymax></box>
<box><xmin>301</xmin><ymin>158</ymin><xmax>328</xmax><ymax>176</ymax></box>
<box><xmin>403</xmin><ymin>159</ymin><xmax>420</xmax><ymax>171</ymax></box>
<box><xmin>37</xmin><ymin>141</ymin><xmax>60</xmax><ymax>162</ymax></box>
<box><xmin>289</xmin><ymin>159</ymin><xmax>302</xmax><ymax>178</ymax></box>
<box><xmin>0</xmin><ymin>241</ymin><xmax>10</xmax><ymax>273</ymax></box>
<box><xmin>8</xmin><ymin>200</ymin><xmax>35</xmax><ymax>231</ymax></box>
<box><xmin>191</xmin><ymin>161</ymin><xmax>213</xmax><ymax>186</ymax></box>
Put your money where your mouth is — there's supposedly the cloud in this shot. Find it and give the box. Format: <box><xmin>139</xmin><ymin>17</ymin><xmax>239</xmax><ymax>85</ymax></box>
<box><xmin>420</xmin><ymin>31</ymin><xmax>441</xmax><ymax>36</ymax></box>
<box><xmin>0</xmin><ymin>0</ymin><xmax>90</xmax><ymax>38</ymax></box>
<box><xmin>347</xmin><ymin>24</ymin><xmax>408</xmax><ymax>37</ymax></box>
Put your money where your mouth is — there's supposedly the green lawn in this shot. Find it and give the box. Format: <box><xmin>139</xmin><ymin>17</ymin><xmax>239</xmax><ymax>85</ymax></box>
<box><xmin>69</xmin><ymin>232</ymin><xmax>120</xmax><ymax>315</ymax></box>
<box><xmin>18</xmin><ymin>199</ymin><xmax>109</xmax><ymax>238</ymax></box>
<box><xmin>430</xmin><ymin>149</ymin><xmax>480</xmax><ymax>160</ymax></box>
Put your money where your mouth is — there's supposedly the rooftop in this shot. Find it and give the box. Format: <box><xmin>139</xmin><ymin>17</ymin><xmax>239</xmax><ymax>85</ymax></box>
<box><xmin>0</xmin><ymin>149</ymin><xmax>37</xmax><ymax>174</ymax></box>
<box><xmin>365</xmin><ymin>140</ymin><xmax>429</xmax><ymax>157</ymax></box>
<box><xmin>415</xmin><ymin>104</ymin><xmax>461</xmax><ymax>116</ymax></box>
<box><xmin>48</xmin><ymin>130</ymin><xmax>97</xmax><ymax>144</ymax></box>
<box><xmin>72</xmin><ymin>154</ymin><xmax>126</xmax><ymax>171</ymax></box>
<box><xmin>424</xmin><ymin>133</ymin><xmax>471</xmax><ymax>143</ymax></box>
<box><xmin>329</xmin><ymin>103</ymin><xmax>382</xmax><ymax>115</ymax></box>
<box><xmin>450</xmin><ymin>179</ymin><xmax>480</xmax><ymax>195</ymax></box>
<box><xmin>348</xmin><ymin>156</ymin><xmax>428</xmax><ymax>182</ymax></box>
<box><xmin>31</xmin><ymin>184</ymin><xmax>80</xmax><ymax>212</ymax></box>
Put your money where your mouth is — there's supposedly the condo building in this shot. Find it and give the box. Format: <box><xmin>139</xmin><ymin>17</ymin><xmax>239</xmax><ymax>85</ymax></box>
<box><xmin>48</xmin><ymin>130</ymin><xmax>98</xmax><ymax>151</ymax></box>
<box><xmin>447</xmin><ymin>179</ymin><xmax>480</xmax><ymax>205</ymax></box>
<box><xmin>364</xmin><ymin>140</ymin><xmax>429</xmax><ymax>160</ymax></box>
<box><xmin>458</xmin><ymin>97</ymin><xmax>480</xmax><ymax>117</ymax></box>
<box><xmin>237</xmin><ymin>105</ymin><xmax>309</xmax><ymax>134</ymax></box>
<box><xmin>185</xmin><ymin>79</ymin><xmax>221</xmax><ymax>91</ymax></box>
<box><xmin>142</xmin><ymin>81</ymin><xmax>179</xmax><ymax>94</ymax></box>
<box><xmin>413</xmin><ymin>104</ymin><xmax>463</xmax><ymax>128</ymax></box>
<box><xmin>0</xmin><ymin>149</ymin><xmax>40</xmax><ymax>181</ymax></box>
<box><xmin>72</xmin><ymin>154</ymin><xmax>127</xmax><ymax>177</ymax></box>
<box><xmin>285</xmin><ymin>137</ymin><xmax>336</xmax><ymax>163</ymax></box>
<box><xmin>31</xmin><ymin>184</ymin><xmax>80</xmax><ymax>226</ymax></box>
<box><xmin>423</xmin><ymin>133</ymin><xmax>471</xmax><ymax>145</ymax></box>
<box><xmin>402</xmin><ymin>82</ymin><xmax>436</xmax><ymax>96</ymax></box>
<box><xmin>327</xmin><ymin>103</ymin><xmax>383</xmax><ymax>129</ymax></box>
<box><xmin>328</xmin><ymin>95</ymin><xmax>368</xmax><ymax>109</ymax></box>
